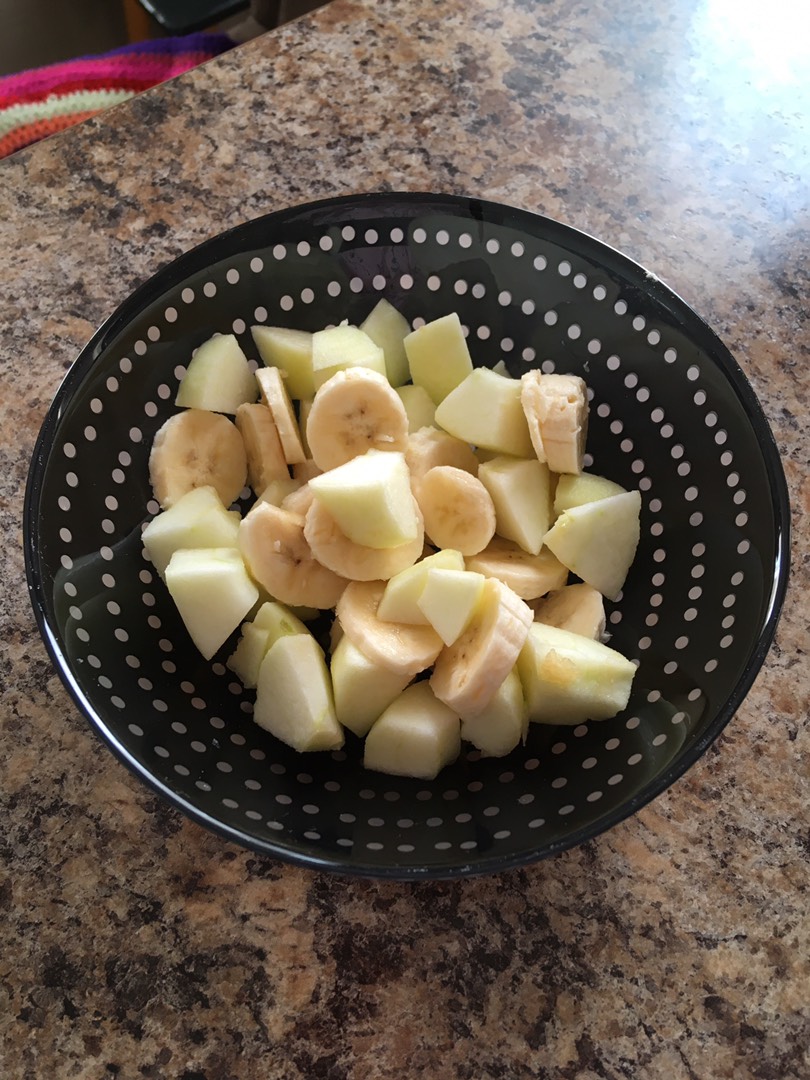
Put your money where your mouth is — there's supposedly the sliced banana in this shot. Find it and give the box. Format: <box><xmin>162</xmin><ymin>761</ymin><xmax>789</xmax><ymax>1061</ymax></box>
<box><xmin>430</xmin><ymin>577</ymin><xmax>533</xmax><ymax>715</ymax></box>
<box><xmin>235</xmin><ymin>402</ymin><xmax>290</xmax><ymax>495</ymax></box>
<box><xmin>336</xmin><ymin>580</ymin><xmax>443</xmax><ymax>678</ymax></box>
<box><xmin>292</xmin><ymin>459</ymin><xmax>323</xmax><ymax>484</ymax></box>
<box><xmin>532</xmin><ymin>583</ymin><xmax>606</xmax><ymax>640</ymax></box>
<box><xmin>306</xmin><ymin>367</ymin><xmax>409</xmax><ymax>472</ymax></box>
<box><xmin>415</xmin><ymin>466</ymin><xmax>496</xmax><ymax>556</ymax></box>
<box><xmin>405</xmin><ymin>426</ymin><xmax>479</xmax><ymax>487</ymax></box>
<box><xmin>520</xmin><ymin>372</ymin><xmax>588</xmax><ymax>474</ymax></box>
<box><xmin>304</xmin><ymin>497</ymin><xmax>424</xmax><ymax>582</ymax></box>
<box><xmin>465</xmin><ymin>537</ymin><xmax>569</xmax><ymax>599</ymax></box>
<box><xmin>238</xmin><ymin>501</ymin><xmax>348</xmax><ymax>609</ymax></box>
<box><xmin>255</xmin><ymin>366</ymin><xmax>307</xmax><ymax>465</ymax></box>
<box><xmin>281</xmin><ymin>482</ymin><xmax>315</xmax><ymax>517</ymax></box>
<box><xmin>149</xmin><ymin>409</ymin><xmax>247</xmax><ymax>510</ymax></box>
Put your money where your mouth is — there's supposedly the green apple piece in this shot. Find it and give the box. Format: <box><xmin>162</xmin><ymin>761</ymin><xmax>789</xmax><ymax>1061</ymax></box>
<box><xmin>252</xmin><ymin>600</ymin><xmax>310</xmax><ymax>641</ymax></box>
<box><xmin>330</xmin><ymin>634</ymin><xmax>412</xmax><ymax>738</ymax></box>
<box><xmin>360</xmin><ymin>299</ymin><xmax>411</xmax><ymax>387</ymax></box>
<box><xmin>490</xmin><ymin>360</ymin><xmax>512</xmax><ymax>377</ymax></box>
<box><xmin>517</xmin><ymin>622</ymin><xmax>636</xmax><ymax>725</ymax></box>
<box><xmin>416</xmin><ymin>568</ymin><xmax>485</xmax><ymax>646</ymax></box>
<box><xmin>543</xmin><ymin>490</ymin><xmax>641</xmax><ymax>600</ymax></box>
<box><xmin>165</xmin><ymin>547</ymin><xmax>259</xmax><ymax>660</ymax></box>
<box><xmin>175</xmin><ymin>334</ymin><xmax>257</xmax><ymax>414</ymax></box>
<box><xmin>404</xmin><ymin>312</ymin><xmax>474</xmax><ymax>404</ymax></box>
<box><xmin>364</xmin><ymin>681</ymin><xmax>460</xmax><ymax>779</ymax></box>
<box><xmin>478</xmin><ymin>456</ymin><xmax>554</xmax><ymax>556</ymax></box>
<box><xmin>257</xmin><ymin>475</ymin><xmax>302</xmax><ymax>506</ymax></box>
<box><xmin>254</xmin><ymin>633</ymin><xmax>343</xmax><ymax>752</ymax></box>
<box><xmin>308</xmin><ymin>449</ymin><xmax>418</xmax><ymax>549</ymax></box>
<box><xmin>226</xmin><ymin>623</ymin><xmax>272</xmax><ymax>688</ymax></box>
<box><xmin>311</xmin><ymin>325</ymin><xmax>386</xmax><ymax>390</ymax></box>
<box><xmin>396</xmin><ymin>384</ymin><xmax>437</xmax><ymax>433</ymax></box>
<box><xmin>376</xmin><ymin>548</ymin><xmax>465</xmax><ymax>624</ymax></box>
<box><xmin>533</xmin><ymin>583</ymin><xmax>606</xmax><ymax>640</ymax></box>
<box><xmin>460</xmin><ymin>668</ymin><xmax>527</xmax><ymax>757</ymax></box>
<box><xmin>251</xmin><ymin>326</ymin><xmax>314</xmax><ymax>401</ymax></box>
<box><xmin>434</xmin><ymin>368</ymin><xmax>534</xmax><ymax>458</ymax></box>
<box><xmin>553</xmin><ymin>472</ymin><xmax>627</xmax><ymax>516</ymax></box>
<box><xmin>141</xmin><ymin>485</ymin><xmax>240</xmax><ymax>577</ymax></box>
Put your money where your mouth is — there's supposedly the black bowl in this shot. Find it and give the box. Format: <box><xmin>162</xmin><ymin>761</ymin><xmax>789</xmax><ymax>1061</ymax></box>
<box><xmin>24</xmin><ymin>192</ymin><xmax>790</xmax><ymax>879</ymax></box>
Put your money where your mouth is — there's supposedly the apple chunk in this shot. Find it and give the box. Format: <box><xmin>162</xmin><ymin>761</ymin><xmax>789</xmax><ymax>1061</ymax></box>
<box><xmin>141</xmin><ymin>485</ymin><xmax>240</xmax><ymax>576</ymax></box>
<box><xmin>175</xmin><ymin>334</ymin><xmax>257</xmax><ymax>414</ymax></box>
<box><xmin>396</xmin><ymin>384</ymin><xmax>437</xmax><ymax>433</ymax></box>
<box><xmin>517</xmin><ymin>623</ymin><xmax>636</xmax><ymax>725</ymax></box>
<box><xmin>364</xmin><ymin>682</ymin><xmax>461</xmax><ymax>779</ymax></box>
<box><xmin>361</xmin><ymin>299</ymin><xmax>411</xmax><ymax>387</ymax></box>
<box><xmin>460</xmin><ymin>668</ymin><xmax>527</xmax><ymax>758</ymax></box>
<box><xmin>376</xmin><ymin>548</ymin><xmax>465</xmax><ymax>624</ymax></box>
<box><xmin>311</xmin><ymin>325</ymin><xmax>386</xmax><ymax>389</ymax></box>
<box><xmin>330</xmin><ymin>634</ymin><xmax>412</xmax><ymax>737</ymax></box>
<box><xmin>165</xmin><ymin>547</ymin><xmax>259</xmax><ymax>660</ymax></box>
<box><xmin>434</xmin><ymin>368</ymin><xmax>534</xmax><ymax>458</ymax></box>
<box><xmin>404</xmin><ymin>312</ymin><xmax>473</xmax><ymax>404</ymax></box>
<box><xmin>417</xmin><ymin>568</ymin><xmax>485</xmax><ymax>646</ymax></box>
<box><xmin>254</xmin><ymin>633</ymin><xmax>344</xmax><ymax>752</ymax></box>
<box><xmin>543</xmin><ymin>490</ymin><xmax>641</xmax><ymax>600</ymax></box>
<box><xmin>251</xmin><ymin>325</ymin><xmax>314</xmax><ymax>401</ymax></box>
<box><xmin>308</xmin><ymin>449</ymin><xmax>419</xmax><ymax>549</ymax></box>
<box><xmin>553</xmin><ymin>472</ymin><xmax>626</xmax><ymax>516</ymax></box>
<box><xmin>478</xmin><ymin>455</ymin><xmax>554</xmax><ymax>555</ymax></box>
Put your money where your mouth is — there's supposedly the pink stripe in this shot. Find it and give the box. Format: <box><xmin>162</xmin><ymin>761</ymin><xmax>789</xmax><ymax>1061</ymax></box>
<box><xmin>0</xmin><ymin>50</ymin><xmax>213</xmax><ymax>102</ymax></box>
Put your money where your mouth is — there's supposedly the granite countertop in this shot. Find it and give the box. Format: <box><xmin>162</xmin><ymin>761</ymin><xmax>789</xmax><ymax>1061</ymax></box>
<box><xmin>1</xmin><ymin>0</ymin><xmax>808</xmax><ymax>1076</ymax></box>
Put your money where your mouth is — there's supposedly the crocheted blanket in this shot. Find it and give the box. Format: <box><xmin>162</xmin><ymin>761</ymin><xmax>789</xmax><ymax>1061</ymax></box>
<box><xmin>0</xmin><ymin>33</ymin><xmax>233</xmax><ymax>159</ymax></box>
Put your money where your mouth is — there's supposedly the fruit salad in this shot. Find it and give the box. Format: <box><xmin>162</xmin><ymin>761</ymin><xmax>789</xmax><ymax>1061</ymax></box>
<box><xmin>142</xmin><ymin>301</ymin><xmax>641</xmax><ymax>779</ymax></box>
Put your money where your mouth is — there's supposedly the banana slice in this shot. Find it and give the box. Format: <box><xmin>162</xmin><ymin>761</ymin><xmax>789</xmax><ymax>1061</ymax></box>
<box><xmin>415</xmin><ymin>466</ymin><xmax>496</xmax><ymax>556</ymax></box>
<box><xmin>430</xmin><ymin>577</ymin><xmax>533</xmax><ymax>715</ymax></box>
<box><xmin>238</xmin><ymin>501</ymin><xmax>348</xmax><ymax>609</ymax></box>
<box><xmin>466</xmin><ymin>537</ymin><xmax>569</xmax><ymax>599</ymax></box>
<box><xmin>405</xmin><ymin>426</ymin><xmax>479</xmax><ymax>487</ymax></box>
<box><xmin>292</xmin><ymin>459</ymin><xmax>323</xmax><ymax>484</ymax></box>
<box><xmin>235</xmin><ymin>402</ymin><xmax>290</xmax><ymax>494</ymax></box>
<box><xmin>306</xmin><ymin>368</ymin><xmax>409</xmax><ymax>472</ymax></box>
<box><xmin>281</xmin><ymin>482</ymin><xmax>315</xmax><ymax>517</ymax></box>
<box><xmin>304</xmin><ymin>498</ymin><xmax>424</xmax><ymax>582</ymax></box>
<box><xmin>255</xmin><ymin>366</ymin><xmax>307</xmax><ymax>465</ymax></box>
<box><xmin>149</xmin><ymin>409</ymin><xmax>247</xmax><ymax>510</ymax></box>
<box><xmin>532</xmin><ymin>583</ymin><xmax>606</xmax><ymax>640</ymax></box>
<box><xmin>520</xmin><ymin>372</ymin><xmax>588</xmax><ymax>474</ymax></box>
<box><xmin>336</xmin><ymin>580</ymin><xmax>443</xmax><ymax>678</ymax></box>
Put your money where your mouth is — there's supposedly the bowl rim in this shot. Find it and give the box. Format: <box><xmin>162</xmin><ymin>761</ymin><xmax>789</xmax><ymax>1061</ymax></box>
<box><xmin>23</xmin><ymin>190</ymin><xmax>792</xmax><ymax>879</ymax></box>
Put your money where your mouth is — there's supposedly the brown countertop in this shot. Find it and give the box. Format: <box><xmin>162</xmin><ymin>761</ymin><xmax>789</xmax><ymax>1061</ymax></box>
<box><xmin>1</xmin><ymin>1</ymin><xmax>807</xmax><ymax>1076</ymax></box>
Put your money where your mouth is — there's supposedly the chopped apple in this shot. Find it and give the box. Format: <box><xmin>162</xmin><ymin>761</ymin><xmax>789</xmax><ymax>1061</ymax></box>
<box><xmin>434</xmin><ymin>368</ymin><xmax>534</xmax><ymax>458</ymax></box>
<box><xmin>376</xmin><ymin>548</ymin><xmax>465</xmax><ymax>624</ymax></box>
<box><xmin>254</xmin><ymin>633</ymin><xmax>344</xmax><ymax>752</ymax></box>
<box><xmin>360</xmin><ymin>298</ymin><xmax>411</xmax><ymax>387</ymax></box>
<box><xmin>364</xmin><ymin>681</ymin><xmax>460</xmax><ymax>779</ymax></box>
<box><xmin>517</xmin><ymin>623</ymin><xmax>636</xmax><ymax>725</ymax></box>
<box><xmin>532</xmin><ymin>584</ymin><xmax>606</xmax><ymax>640</ymax></box>
<box><xmin>175</xmin><ymin>334</ymin><xmax>257</xmax><ymax>414</ymax></box>
<box><xmin>403</xmin><ymin>312</ymin><xmax>473</xmax><ymax>404</ymax></box>
<box><xmin>308</xmin><ymin>449</ymin><xmax>419</xmax><ymax>549</ymax></box>
<box><xmin>141</xmin><ymin>485</ymin><xmax>240</xmax><ymax>576</ymax></box>
<box><xmin>252</xmin><ymin>600</ymin><xmax>310</xmax><ymax>641</ymax></box>
<box><xmin>257</xmin><ymin>476</ymin><xmax>302</xmax><ymax>506</ymax></box>
<box><xmin>252</xmin><ymin>325</ymin><xmax>314</xmax><ymax>401</ymax></box>
<box><xmin>553</xmin><ymin>472</ymin><xmax>627</xmax><ymax>516</ymax></box>
<box><xmin>330</xmin><ymin>634</ymin><xmax>412</xmax><ymax>737</ymax></box>
<box><xmin>226</xmin><ymin>623</ymin><xmax>272</xmax><ymax>688</ymax></box>
<box><xmin>311</xmin><ymin>325</ymin><xmax>386</xmax><ymax>389</ymax></box>
<box><xmin>478</xmin><ymin>456</ymin><xmax>554</xmax><ymax>555</ymax></box>
<box><xmin>416</xmin><ymin>568</ymin><xmax>485</xmax><ymax>646</ymax></box>
<box><xmin>543</xmin><ymin>490</ymin><xmax>641</xmax><ymax>600</ymax></box>
<box><xmin>460</xmin><ymin>668</ymin><xmax>527</xmax><ymax>757</ymax></box>
<box><xmin>396</xmin><ymin>384</ymin><xmax>437</xmax><ymax>433</ymax></box>
<box><xmin>165</xmin><ymin>547</ymin><xmax>258</xmax><ymax>660</ymax></box>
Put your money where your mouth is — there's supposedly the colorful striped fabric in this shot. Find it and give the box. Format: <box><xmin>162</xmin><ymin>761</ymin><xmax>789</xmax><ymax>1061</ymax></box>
<box><xmin>0</xmin><ymin>33</ymin><xmax>234</xmax><ymax>159</ymax></box>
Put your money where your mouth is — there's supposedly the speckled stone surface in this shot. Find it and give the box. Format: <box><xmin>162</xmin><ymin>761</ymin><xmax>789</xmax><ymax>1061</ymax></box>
<box><xmin>1</xmin><ymin>1</ymin><xmax>808</xmax><ymax>1077</ymax></box>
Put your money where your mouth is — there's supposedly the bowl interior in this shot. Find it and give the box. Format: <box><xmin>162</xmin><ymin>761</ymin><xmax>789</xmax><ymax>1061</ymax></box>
<box><xmin>25</xmin><ymin>193</ymin><xmax>789</xmax><ymax>877</ymax></box>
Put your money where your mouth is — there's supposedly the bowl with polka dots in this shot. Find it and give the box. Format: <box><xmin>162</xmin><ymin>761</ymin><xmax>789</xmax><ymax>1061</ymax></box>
<box><xmin>24</xmin><ymin>191</ymin><xmax>790</xmax><ymax>878</ymax></box>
